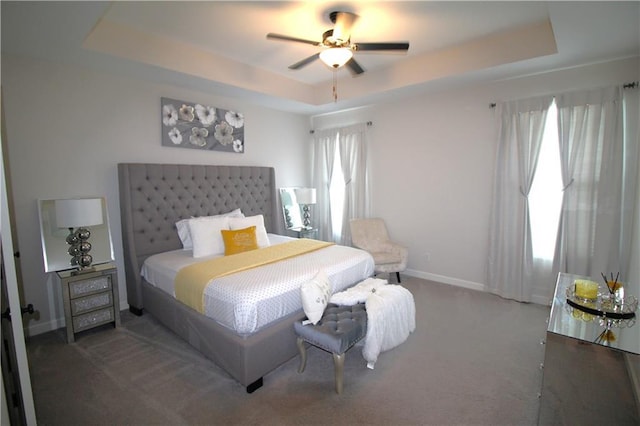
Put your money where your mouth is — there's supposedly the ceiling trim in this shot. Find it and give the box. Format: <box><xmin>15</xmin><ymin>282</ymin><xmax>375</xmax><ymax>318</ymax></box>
<box><xmin>83</xmin><ymin>19</ymin><xmax>318</xmax><ymax>105</ymax></box>
<box><xmin>84</xmin><ymin>16</ymin><xmax>557</xmax><ymax>109</ymax></box>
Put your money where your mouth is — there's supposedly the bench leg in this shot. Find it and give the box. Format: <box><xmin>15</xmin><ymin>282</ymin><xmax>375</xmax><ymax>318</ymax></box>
<box><xmin>396</xmin><ymin>271</ymin><xmax>401</xmax><ymax>283</ymax></box>
<box><xmin>297</xmin><ymin>337</ymin><xmax>307</xmax><ymax>373</ymax></box>
<box><xmin>332</xmin><ymin>352</ymin><xmax>345</xmax><ymax>394</ymax></box>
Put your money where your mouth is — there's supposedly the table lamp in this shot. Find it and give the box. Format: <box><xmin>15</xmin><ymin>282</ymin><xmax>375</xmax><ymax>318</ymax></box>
<box><xmin>54</xmin><ymin>198</ymin><xmax>103</xmax><ymax>273</ymax></box>
<box><xmin>295</xmin><ymin>188</ymin><xmax>316</xmax><ymax>229</ymax></box>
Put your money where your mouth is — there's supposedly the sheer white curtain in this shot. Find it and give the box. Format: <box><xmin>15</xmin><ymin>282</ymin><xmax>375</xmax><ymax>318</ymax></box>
<box><xmin>622</xmin><ymin>87</ymin><xmax>640</xmax><ymax>279</ymax></box>
<box><xmin>487</xmin><ymin>96</ymin><xmax>553</xmax><ymax>302</ymax></box>
<box><xmin>311</xmin><ymin>128</ymin><xmax>338</xmax><ymax>241</ymax></box>
<box><xmin>553</xmin><ymin>86</ymin><xmax>638</xmax><ymax>279</ymax></box>
<box><xmin>337</xmin><ymin>123</ymin><xmax>370</xmax><ymax>246</ymax></box>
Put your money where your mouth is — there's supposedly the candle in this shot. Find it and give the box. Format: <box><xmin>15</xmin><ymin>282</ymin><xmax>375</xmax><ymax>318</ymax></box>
<box><xmin>574</xmin><ymin>279</ymin><xmax>599</xmax><ymax>301</ymax></box>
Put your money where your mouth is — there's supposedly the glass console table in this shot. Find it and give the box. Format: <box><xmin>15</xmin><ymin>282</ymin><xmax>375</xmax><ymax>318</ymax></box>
<box><xmin>538</xmin><ymin>272</ymin><xmax>640</xmax><ymax>424</ymax></box>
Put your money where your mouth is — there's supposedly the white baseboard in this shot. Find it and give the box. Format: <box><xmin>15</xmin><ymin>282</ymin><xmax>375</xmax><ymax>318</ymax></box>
<box><xmin>404</xmin><ymin>269</ymin><xmax>551</xmax><ymax>306</ymax></box>
<box><xmin>404</xmin><ymin>269</ymin><xmax>486</xmax><ymax>292</ymax></box>
<box><xmin>26</xmin><ymin>317</ymin><xmax>65</xmax><ymax>338</ymax></box>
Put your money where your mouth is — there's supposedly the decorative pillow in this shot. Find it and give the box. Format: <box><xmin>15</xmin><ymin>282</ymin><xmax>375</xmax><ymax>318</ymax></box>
<box><xmin>229</xmin><ymin>215</ymin><xmax>270</xmax><ymax>248</ymax></box>
<box><xmin>221</xmin><ymin>226</ymin><xmax>259</xmax><ymax>255</ymax></box>
<box><xmin>300</xmin><ymin>269</ymin><xmax>332</xmax><ymax>325</ymax></box>
<box><xmin>176</xmin><ymin>208</ymin><xmax>243</xmax><ymax>249</ymax></box>
<box><xmin>189</xmin><ymin>216</ymin><xmax>231</xmax><ymax>258</ymax></box>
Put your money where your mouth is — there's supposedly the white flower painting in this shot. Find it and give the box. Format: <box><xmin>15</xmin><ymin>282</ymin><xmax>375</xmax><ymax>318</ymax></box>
<box><xmin>161</xmin><ymin>97</ymin><xmax>244</xmax><ymax>153</ymax></box>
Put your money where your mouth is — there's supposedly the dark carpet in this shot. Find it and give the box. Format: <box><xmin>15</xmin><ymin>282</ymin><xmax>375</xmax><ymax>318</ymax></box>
<box><xmin>27</xmin><ymin>277</ymin><xmax>550</xmax><ymax>425</ymax></box>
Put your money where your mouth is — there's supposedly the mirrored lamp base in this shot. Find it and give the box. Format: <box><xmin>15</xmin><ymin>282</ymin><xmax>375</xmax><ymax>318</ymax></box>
<box><xmin>302</xmin><ymin>204</ymin><xmax>312</xmax><ymax>228</ymax></box>
<box><xmin>66</xmin><ymin>227</ymin><xmax>95</xmax><ymax>273</ymax></box>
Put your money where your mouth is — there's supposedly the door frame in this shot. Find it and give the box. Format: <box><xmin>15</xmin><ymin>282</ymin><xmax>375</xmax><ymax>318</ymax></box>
<box><xmin>1</xmin><ymin>89</ymin><xmax>36</xmax><ymax>425</ymax></box>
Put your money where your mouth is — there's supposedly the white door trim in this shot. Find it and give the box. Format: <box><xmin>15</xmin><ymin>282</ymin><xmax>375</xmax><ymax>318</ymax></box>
<box><xmin>1</xmin><ymin>107</ymin><xmax>37</xmax><ymax>425</ymax></box>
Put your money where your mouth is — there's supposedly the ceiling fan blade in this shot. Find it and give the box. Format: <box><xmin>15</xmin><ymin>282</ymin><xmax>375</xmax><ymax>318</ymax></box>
<box><xmin>289</xmin><ymin>53</ymin><xmax>321</xmax><ymax>70</ymax></box>
<box><xmin>353</xmin><ymin>42</ymin><xmax>410</xmax><ymax>51</ymax></box>
<box><xmin>346</xmin><ymin>57</ymin><xmax>365</xmax><ymax>75</ymax></box>
<box><xmin>267</xmin><ymin>33</ymin><xmax>321</xmax><ymax>46</ymax></box>
<box><xmin>332</xmin><ymin>11</ymin><xmax>358</xmax><ymax>43</ymax></box>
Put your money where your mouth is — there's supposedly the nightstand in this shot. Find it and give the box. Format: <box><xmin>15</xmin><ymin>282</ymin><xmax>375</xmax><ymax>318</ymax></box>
<box><xmin>57</xmin><ymin>263</ymin><xmax>120</xmax><ymax>343</ymax></box>
<box><xmin>291</xmin><ymin>227</ymin><xmax>318</xmax><ymax>239</ymax></box>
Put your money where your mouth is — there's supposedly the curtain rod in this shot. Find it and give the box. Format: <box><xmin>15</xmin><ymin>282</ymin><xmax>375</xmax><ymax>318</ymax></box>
<box><xmin>309</xmin><ymin>121</ymin><xmax>372</xmax><ymax>134</ymax></box>
<box><xmin>489</xmin><ymin>81</ymin><xmax>639</xmax><ymax>108</ymax></box>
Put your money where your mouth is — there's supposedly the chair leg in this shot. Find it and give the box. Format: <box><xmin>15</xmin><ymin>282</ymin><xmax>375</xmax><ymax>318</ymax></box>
<box><xmin>332</xmin><ymin>352</ymin><xmax>345</xmax><ymax>394</ymax></box>
<box><xmin>396</xmin><ymin>271</ymin><xmax>401</xmax><ymax>283</ymax></box>
<box><xmin>297</xmin><ymin>337</ymin><xmax>307</xmax><ymax>373</ymax></box>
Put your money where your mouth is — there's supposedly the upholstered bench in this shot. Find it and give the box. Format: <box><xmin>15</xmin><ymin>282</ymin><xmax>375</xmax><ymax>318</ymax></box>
<box><xmin>294</xmin><ymin>303</ymin><xmax>367</xmax><ymax>394</ymax></box>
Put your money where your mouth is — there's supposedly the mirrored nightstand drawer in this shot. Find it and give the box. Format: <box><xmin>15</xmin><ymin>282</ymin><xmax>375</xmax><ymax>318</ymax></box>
<box><xmin>72</xmin><ymin>307</ymin><xmax>114</xmax><ymax>333</ymax></box>
<box><xmin>70</xmin><ymin>291</ymin><xmax>113</xmax><ymax>316</ymax></box>
<box><xmin>68</xmin><ymin>275</ymin><xmax>111</xmax><ymax>298</ymax></box>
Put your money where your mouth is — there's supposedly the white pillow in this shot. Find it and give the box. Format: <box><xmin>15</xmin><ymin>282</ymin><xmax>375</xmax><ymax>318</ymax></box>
<box><xmin>176</xmin><ymin>208</ymin><xmax>243</xmax><ymax>249</ymax></box>
<box><xmin>176</xmin><ymin>218</ymin><xmax>193</xmax><ymax>248</ymax></box>
<box><xmin>189</xmin><ymin>216</ymin><xmax>231</xmax><ymax>258</ymax></box>
<box><xmin>300</xmin><ymin>269</ymin><xmax>332</xmax><ymax>325</ymax></box>
<box><xmin>229</xmin><ymin>215</ymin><xmax>270</xmax><ymax>248</ymax></box>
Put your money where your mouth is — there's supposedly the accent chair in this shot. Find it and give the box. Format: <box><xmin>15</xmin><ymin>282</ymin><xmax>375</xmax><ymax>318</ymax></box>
<box><xmin>349</xmin><ymin>218</ymin><xmax>408</xmax><ymax>283</ymax></box>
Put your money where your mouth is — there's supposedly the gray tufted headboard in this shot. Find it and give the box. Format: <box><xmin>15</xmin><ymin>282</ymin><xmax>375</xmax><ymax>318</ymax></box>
<box><xmin>118</xmin><ymin>163</ymin><xmax>279</xmax><ymax>311</ymax></box>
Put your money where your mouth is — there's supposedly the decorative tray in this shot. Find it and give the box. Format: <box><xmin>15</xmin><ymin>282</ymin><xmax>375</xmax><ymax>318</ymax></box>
<box><xmin>565</xmin><ymin>287</ymin><xmax>637</xmax><ymax>321</ymax></box>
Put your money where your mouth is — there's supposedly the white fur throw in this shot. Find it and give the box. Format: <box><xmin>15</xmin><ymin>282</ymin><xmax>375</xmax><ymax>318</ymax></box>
<box><xmin>329</xmin><ymin>277</ymin><xmax>388</xmax><ymax>305</ymax></box>
<box><xmin>363</xmin><ymin>284</ymin><xmax>416</xmax><ymax>369</ymax></box>
<box><xmin>330</xmin><ymin>279</ymin><xmax>416</xmax><ymax>369</ymax></box>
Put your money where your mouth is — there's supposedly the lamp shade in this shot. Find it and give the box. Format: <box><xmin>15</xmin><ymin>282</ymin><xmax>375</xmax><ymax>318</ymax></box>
<box><xmin>55</xmin><ymin>198</ymin><xmax>104</xmax><ymax>228</ymax></box>
<box><xmin>319</xmin><ymin>47</ymin><xmax>353</xmax><ymax>68</ymax></box>
<box><xmin>295</xmin><ymin>188</ymin><xmax>317</xmax><ymax>205</ymax></box>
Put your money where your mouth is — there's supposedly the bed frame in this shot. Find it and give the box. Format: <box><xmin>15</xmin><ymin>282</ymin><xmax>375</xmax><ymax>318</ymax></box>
<box><xmin>118</xmin><ymin>163</ymin><xmax>303</xmax><ymax>392</ymax></box>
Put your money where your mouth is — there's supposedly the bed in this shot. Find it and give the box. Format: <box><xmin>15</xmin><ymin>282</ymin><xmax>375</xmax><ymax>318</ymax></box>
<box><xmin>118</xmin><ymin>163</ymin><xmax>374</xmax><ymax>392</ymax></box>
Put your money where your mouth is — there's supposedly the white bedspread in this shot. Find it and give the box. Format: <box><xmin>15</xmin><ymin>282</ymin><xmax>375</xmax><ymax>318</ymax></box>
<box><xmin>141</xmin><ymin>234</ymin><xmax>375</xmax><ymax>335</ymax></box>
<box><xmin>330</xmin><ymin>278</ymin><xmax>416</xmax><ymax>369</ymax></box>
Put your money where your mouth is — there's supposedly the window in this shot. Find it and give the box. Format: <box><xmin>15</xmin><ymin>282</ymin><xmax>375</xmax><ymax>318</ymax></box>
<box><xmin>312</xmin><ymin>123</ymin><xmax>369</xmax><ymax>244</ymax></box>
<box><xmin>529</xmin><ymin>101</ymin><xmax>563</xmax><ymax>260</ymax></box>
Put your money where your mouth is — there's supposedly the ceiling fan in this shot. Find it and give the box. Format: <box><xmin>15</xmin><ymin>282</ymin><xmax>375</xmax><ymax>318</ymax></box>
<box><xmin>266</xmin><ymin>11</ymin><xmax>410</xmax><ymax>75</ymax></box>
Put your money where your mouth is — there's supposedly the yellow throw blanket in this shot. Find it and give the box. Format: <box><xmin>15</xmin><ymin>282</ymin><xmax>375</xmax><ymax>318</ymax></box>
<box><xmin>174</xmin><ymin>239</ymin><xmax>334</xmax><ymax>313</ymax></box>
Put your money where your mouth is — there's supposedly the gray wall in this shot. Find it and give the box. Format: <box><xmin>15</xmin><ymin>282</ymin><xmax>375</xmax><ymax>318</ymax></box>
<box><xmin>312</xmin><ymin>57</ymin><xmax>640</xmax><ymax>305</ymax></box>
<box><xmin>2</xmin><ymin>54</ymin><xmax>310</xmax><ymax>335</ymax></box>
<box><xmin>2</xmin><ymin>52</ymin><xmax>639</xmax><ymax>336</ymax></box>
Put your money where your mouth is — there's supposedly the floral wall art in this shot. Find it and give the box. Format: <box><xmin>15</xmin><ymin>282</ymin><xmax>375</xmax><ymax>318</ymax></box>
<box><xmin>161</xmin><ymin>97</ymin><xmax>244</xmax><ymax>153</ymax></box>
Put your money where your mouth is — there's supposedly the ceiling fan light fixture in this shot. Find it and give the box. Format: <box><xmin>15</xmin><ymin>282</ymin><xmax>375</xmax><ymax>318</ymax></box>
<box><xmin>319</xmin><ymin>47</ymin><xmax>353</xmax><ymax>69</ymax></box>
